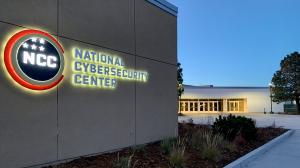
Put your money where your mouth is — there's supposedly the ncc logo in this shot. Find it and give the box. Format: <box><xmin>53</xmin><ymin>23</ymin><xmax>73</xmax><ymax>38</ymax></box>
<box><xmin>4</xmin><ymin>29</ymin><xmax>65</xmax><ymax>90</ymax></box>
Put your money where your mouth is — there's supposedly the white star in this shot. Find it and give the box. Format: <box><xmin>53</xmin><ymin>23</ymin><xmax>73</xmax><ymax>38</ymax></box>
<box><xmin>31</xmin><ymin>44</ymin><xmax>37</xmax><ymax>50</ymax></box>
<box><xmin>31</xmin><ymin>37</ymin><xmax>37</xmax><ymax>42</ymax></box>
<box><xmin>39</xmin><ymin>46</ymin><xmax>45</xmax><ymax>52</ymax></box>
<box><xmin>22</xmin><ymin>43</ymin><xmax>29</xmax><ymax>48</ymax></box>
<box><xmin>39</xmin><ymin>38</ymin><xmax>45</xmax><ymax>44</ymax></box>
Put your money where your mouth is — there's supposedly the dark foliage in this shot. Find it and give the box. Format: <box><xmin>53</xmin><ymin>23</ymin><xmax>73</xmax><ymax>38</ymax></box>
<box><xmin>272</xmin><ymin>52</ymin><xmax>300</xmax><ymax>112</ymax></box>
<box><xmin>212</xmin><ymin>114</ymin><xmax>257</xmax><ymax>141</ymax></box>
<box><xmin>177</xmin><ymin>63</ymin><xmax>184</xmax><ymax>97</ymax></box>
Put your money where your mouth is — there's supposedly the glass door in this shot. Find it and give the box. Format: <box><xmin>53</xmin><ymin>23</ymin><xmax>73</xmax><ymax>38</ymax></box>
<box><xmin>229</xmin><ymin>101</ymin><xmax>239</xmax><ymax>112</ymax></box>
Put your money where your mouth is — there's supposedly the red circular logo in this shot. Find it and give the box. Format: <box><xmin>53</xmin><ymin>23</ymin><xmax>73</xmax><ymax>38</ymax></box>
<box><xmin>4</xmin><ymin>29</ymin><xmax>65</xmax><ymax>90</ymax></box>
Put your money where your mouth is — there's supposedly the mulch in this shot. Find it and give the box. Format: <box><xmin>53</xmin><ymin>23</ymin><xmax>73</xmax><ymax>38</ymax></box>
<box><xmin>45</xmin><ymin>123</ymin><xmax>286</xmax><ymax>168</ymax></box>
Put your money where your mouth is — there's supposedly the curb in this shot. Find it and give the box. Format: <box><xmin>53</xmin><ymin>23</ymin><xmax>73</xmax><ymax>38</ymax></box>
<box><xmin>224</xmin><ymin>129</ymin><xmax>294</xmax><ymax>168</ymax></box>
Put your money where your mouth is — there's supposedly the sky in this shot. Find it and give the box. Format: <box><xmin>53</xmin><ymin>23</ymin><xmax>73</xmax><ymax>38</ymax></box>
<box><xmin>167</xmin><ymin>0</ymin><xmax>300</xmax><ymax>87</ymax></box>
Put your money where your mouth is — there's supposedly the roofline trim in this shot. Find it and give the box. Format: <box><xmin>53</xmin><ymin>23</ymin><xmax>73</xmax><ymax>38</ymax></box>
<box><xmin>183</xmin><ymin>84</ymin><xmax>269</xmax><ymax>89</ymax></box>
<box><xmin>147</xmin><ymin>0</ymin><xmax>178</xmax><ymax>16</ymax></box>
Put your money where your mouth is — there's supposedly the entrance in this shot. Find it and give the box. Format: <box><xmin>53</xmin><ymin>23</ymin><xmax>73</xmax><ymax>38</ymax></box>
<box><xmin>228</xmin><ymin>101</ymin><xmax>239</xmax><ymax>112</ymax></box>
<box><xmin>179</xmin><ymin>98</ymin><xmax>246</xmax><ymax>113</ymax></box>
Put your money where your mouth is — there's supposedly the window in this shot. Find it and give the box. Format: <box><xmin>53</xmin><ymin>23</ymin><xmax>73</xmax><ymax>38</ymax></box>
<box><xmin>190</xmin><ymin>102</ymin><xmax>194</xmax><ymax>111</ymax></box>
<box><xmin>184</xmin><ymin>102</ymin><xmax>188</xmax><ymax>111</ymax></box>
<box><xmin>180</xmin><ymin>102</ymin><xmax>184</xmax><ymax>111</ymax></box>
<box><xmin>204</xmin><ymin>102</ymin><xmax>208</xmax><ymax>111</ymax></box>
<box><xmin>214</xmin><ymin>102</ymin><xmax>218</xmax><ymax>111</ymax></box>
<box><xmin>209</xmin><ymin>102</ymin><xmax>213</xmax><ymax>111</ymax></box>
<box><xmin>194</xmin><ymin>102</ymin><xmax>198</xmax><ymax>111</ymax></box>
<box><xmin>199</xmin><ymin>102</ymin><xmax>203</xmax><ymax>111</ymax></box>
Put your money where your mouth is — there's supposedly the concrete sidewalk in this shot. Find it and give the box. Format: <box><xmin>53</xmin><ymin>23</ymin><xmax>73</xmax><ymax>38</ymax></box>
<box><xmin>179</xmin><ymin>113</ymin><xmax>300</xmax><ymax>129</ymax></box>
<box><xmin>245</xmin><ymin>130</ymin><xmax>300</xmax><ymax>168</ymax></box>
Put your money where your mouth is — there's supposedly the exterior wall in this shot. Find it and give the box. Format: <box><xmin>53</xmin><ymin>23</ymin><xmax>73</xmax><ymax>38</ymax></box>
<box><xmin>181</xmin><ymin>86</ymin><xmax>284</xmax><ymax>113</ymax></box>
<box><xmin>0</xmin><ymin>0</ymin><xmax>177</xmax><ymax>168</ymax></box>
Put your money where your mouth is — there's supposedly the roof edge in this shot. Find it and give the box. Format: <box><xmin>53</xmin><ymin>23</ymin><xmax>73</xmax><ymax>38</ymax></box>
<box><xmin>183</xmin><ymin>84</ymin><xmax>269</xmax><ymax>89</ymax></box>
<box><xmin>147</xmin><ymin>0</ymin><xmax>178</xmax><ymax>16</ymax></box>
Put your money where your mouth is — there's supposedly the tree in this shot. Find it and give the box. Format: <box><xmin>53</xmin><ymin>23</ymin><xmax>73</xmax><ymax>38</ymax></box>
<box><xmin>177</xmin><ymin>63</ymin><xmax>184</xmax><ymax>114</ymax></box>
<box><xmin>177</xmin><ymin>63</ymin><xmax>184</xmax><ymax>97</ymax></box>
<box><xmin>271</xmin><ymin>52</ymin><xmax>300</xmax><ymax>113</ymax></box>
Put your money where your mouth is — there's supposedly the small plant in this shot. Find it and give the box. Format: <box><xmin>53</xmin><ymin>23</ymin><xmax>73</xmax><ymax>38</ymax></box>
<box><xmin>169</xmin><ymin>137</ymin><xmax>186</xmax><ymax>168</ymax></box>
<box><xmin>187</xmin><ymin>118</ymin><xmax>194</xmax><ymax>124</ymax></box>
<box><xmin>201</xmin><ymin>147</ymin><xmax>221</xmax><ymax>162</ymax></box>
<box><xmin>212</xmin><ymin>114</ymin><xmax>257</xmax><ymax>141</ymax></box>
<box><xmin>191</xmin><ymin>130</ymin><xmax>223</xmax><ymax>149</ymax></box>
<box><xmin>160</xmin><ymin>137</ymin><xmax>177</xmax><ymax>154</ymax></box>
<box><xmin>169</xmin><ymin>147</ymin><xmax>185</xmax><ymax>168</ymax></box>
<box><xmin>131</xmin><ymin>144</ymin><xmax>146</xmax><ymax>153</ymax></box>
<box><xmin>223</xmin><ymin>141</ymin><xmax>237</xmax><ymax>152</ymax></box>
<box><xmin>271</xmin><ymin>120</ymin><xmax>276</xmax><ymax>128</ymax></box>
<box><xmin>202</xmin><ymin>133</ymin><xmax>223</xmax><ymax>161</ymax></box>
<box><xmin>206</xmin><ymin>116</ymin><xmax>214</xmax><ymax>125</ymax></box>
<box><xmin>114</xmin><ymin>152</ymin><xmax>137</xmax><ymax>168</ymax></box>
<box><xmin>191</xmin><ymin>130</ymin><xmax>224</xmax><ymax>162</ymax></box>
<box><xmin>233</xmin><ymin>134</ymin><xmax>247</xmax><ymax>146</ymax></box>
<box><xmin>178</xmin><ymin>113</ymin><xmax>185</xmax><ymax>116</ymax></box>
<box><xmin>191</xmin><ymin>130</ymin><xmax>206</xmax><ymax>150</ymax></box>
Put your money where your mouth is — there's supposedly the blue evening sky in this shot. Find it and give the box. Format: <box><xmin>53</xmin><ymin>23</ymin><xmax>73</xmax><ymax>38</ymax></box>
<box><xmin>167</xmin><ymin>0</ymin><xmax>300</xmax><ymax>87</ymax></box>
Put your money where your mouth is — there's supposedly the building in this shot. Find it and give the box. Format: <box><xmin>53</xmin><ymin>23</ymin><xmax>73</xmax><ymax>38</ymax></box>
<box><xmin>180</xmin><ymin>85</ymin><xmax>284</xmax><ymax>113</ymax></box>
<box><xmin>0</xmin><ymin>0</ymin><xmax>178</xmax><ymax>167</ymax></box>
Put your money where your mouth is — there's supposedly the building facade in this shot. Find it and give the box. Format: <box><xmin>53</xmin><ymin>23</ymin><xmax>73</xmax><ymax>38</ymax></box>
<box><xmin>180</xmin><ymin>85</ymin><xmax>284</xmax><ymax>113</ymax></box>
<box><xmin>0</xmin><ymin>0</ymin><xmax>178</xmax><ymax>167</ymax></box>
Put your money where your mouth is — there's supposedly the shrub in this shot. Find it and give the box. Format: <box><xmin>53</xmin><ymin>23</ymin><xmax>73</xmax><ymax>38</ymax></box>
<box><xmin>233</xmin><ymin>134</ymin><xmax>246</xmax><ymax>146</ymax></box>
<box><xmin>212</xmin><ymin>114</ymin><xmax>257</xmax><ymax>141</ymax></box>
<box><xmin>114</xmin><ymin>152</ymin><xmax>137</xmax><ymax>168</ymax></box>
<box><xmin>169</xmin><ymin>137</ymin><xmax>186</xmax><ymax>168</ymax></box>
<box><xmin>160</xmin><ymin>137</ymin><xmax>177</xmax><ymax>154</ymax></box>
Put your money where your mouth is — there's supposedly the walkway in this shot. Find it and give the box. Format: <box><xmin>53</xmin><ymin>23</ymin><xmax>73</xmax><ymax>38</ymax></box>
<box><xmin>179</xmin><ymin>113</ymin><xmax>300</xmax><ymax>168</ymax></box>
<box><xmin>179</xmin><ymin>113</ymin><xmax>300</xmax><ymax>129</ymax></box>
<box><xmin>245</xmin><ymin>130</ymin><xmax>300</xmax><ymax>168</ymax></box>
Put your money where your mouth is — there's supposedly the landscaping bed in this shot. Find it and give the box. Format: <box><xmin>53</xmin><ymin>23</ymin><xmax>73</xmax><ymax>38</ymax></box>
<box><xmin>46</xmin><ymin>122</ymin><xmax>286</xmax><ymax>168</ymax></box>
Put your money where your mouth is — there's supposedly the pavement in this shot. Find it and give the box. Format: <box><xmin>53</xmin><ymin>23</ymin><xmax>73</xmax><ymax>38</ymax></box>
<box><xmin>178</xmin><ymin>113</ymin><xmax>300</xmax><ymax>168</ymax></box>
<box><xmin>178</xmin><ymin>113</ymin><xmax>300</xmax><ymax>129</ymax></box>
<box><xmin>245</xmin><ymin>130</ymin><xmax>300</xmax><ymax>168</ymax></box>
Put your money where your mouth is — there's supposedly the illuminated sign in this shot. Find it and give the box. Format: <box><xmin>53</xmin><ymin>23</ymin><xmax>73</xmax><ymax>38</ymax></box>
<box><xmin>3</xmin><ymin>29</ymin><xmax>64</xmax><ymax>90</ymax></box>
<box><xmin>2</xmin><ymin>29</ymin><xmax>148</xmax><ymax>92</ymax></box>
<box><xmin>71</xmin><ymin>48</ymin><xmax>148</xmax><ymax>89</ymax></box>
